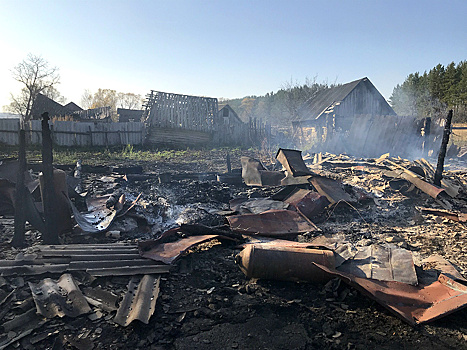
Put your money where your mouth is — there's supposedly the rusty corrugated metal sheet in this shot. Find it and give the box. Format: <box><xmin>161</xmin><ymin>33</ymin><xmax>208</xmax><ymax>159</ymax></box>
<box><xmin>309</xmin><ymin>176</ymin><xmax>354</xmax><ymax>204</ymax></box>
<box><xmin>139</xmin><ymin>233</ymin><xmax>221</xmax><ymax>264</ymax></box>
<box><xmin>28</xmin><ymin>273</ymin><xmax>91</xmax><ymax>318</ymax></box>
<box><xmin>315</xmin><ymin>264</ymin><xmax>467</xmax><ymax>325</ymax></box>
<box><xmin>227</xmin><ymin>209</ymin><xmax>317</xmax><ymax>237</ymax></box>
<box><xmin>284</xmin><ymin>189</ymin><xmax>330</xmax><ymax>218</ymax></box>
<box><xmin>114</xmin><ymin>274</ymin><xmax>160</xmax><ymax>326</ymax></box>
<box><xmin>276</xmin><ymin>148</ymin><xmax>315</xmax><ymax>176</ymax></box>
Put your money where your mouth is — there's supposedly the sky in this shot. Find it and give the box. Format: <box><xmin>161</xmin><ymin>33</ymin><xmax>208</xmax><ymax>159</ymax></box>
<box><xmin>0</xmin><ymin>0</ymin><xmax>466</xmax><ymax>111</ymax></box>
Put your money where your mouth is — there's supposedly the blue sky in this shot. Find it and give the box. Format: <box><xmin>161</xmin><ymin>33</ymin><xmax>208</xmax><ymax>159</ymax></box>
<box><xmin>1</xmin><ymin>0</ymin><xmax>466</xmax><ymax>110</ymax></box>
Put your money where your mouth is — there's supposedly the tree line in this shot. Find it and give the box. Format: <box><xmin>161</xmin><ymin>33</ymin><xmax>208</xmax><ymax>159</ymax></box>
<box><xmin>390</xmin><ymin>61</ymin><xmax>467</xmax><ymax>122</ymax></box>
<box><xmin>221</xmin><ymin>77</ymin><xmax>334</xmax><ymax>127</ymax></box>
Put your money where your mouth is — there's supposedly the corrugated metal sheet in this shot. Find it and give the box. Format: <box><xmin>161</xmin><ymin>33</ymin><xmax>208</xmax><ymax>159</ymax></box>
<box><xmin>315</xmin><ymin>264</ymin><xmax>467</xmax><ymax>325</ymax></box>
<box><xmin>114</xmin><ymin>274</ymin><xmax>160</xmax><ymax>326</ymax></box>
<box><xmin>0</xmin><ymin>118</ymin><xmax>20</xmax><ymax>145</ymax></box>
<box><xmin>227</xmin><ymin>209</ymin><xmax>317</xmax><ymax>237</ymax></box>
<box><xmin>0</xmin><ymin>244</ymin><xmax>170</xmax><ymax>276</ymax></box>
<box><xmin>309</xmin><ymin>176</ymin><xmax>355</xmax><ymax>204</ymax></box>
<box><xmin>28</xmin><ymin>273</ymin><xmax>91</xmax><ymax>318</ymax></box>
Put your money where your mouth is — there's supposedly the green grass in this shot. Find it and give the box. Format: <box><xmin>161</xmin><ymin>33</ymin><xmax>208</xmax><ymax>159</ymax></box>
<box><xmin>0</xmin><ymin>144</ymin><xmax>252</xmax><ymax>166</ymax></box>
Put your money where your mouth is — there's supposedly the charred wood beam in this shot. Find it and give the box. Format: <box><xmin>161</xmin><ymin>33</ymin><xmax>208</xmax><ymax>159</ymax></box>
<box><xmin>12</xmin><ymin>129</ymin><xmax>27</xmax><ymax>247</ymax></box>
<box><xmin>41</xmin><ymin>112</ymin><xmax>59</xmax><ymax>245</ymax></box>
<box><xmin>434</xmin><ymin>110</ymin><xmax>453</xmax><ymax>187</ymax></box>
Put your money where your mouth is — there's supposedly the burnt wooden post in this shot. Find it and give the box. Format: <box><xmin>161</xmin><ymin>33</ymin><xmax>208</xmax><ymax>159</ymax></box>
<box><xmin>12</xmin><ymin>129</ymin><xmax>27</xmax><ymax>247</ymax></box>
<box><xmin>423</xmin><ymin>117</ymin><xmax>431</xmax><ymax>156</ymax></box>
<box><xmin>434</xmin><ymin>110</ymin><xmax>453</xmax><ymax>187</ymax></box>
<box><xmin>41</xmin><ymin>112</ymin><xmax>59</xmax><ymax>244</ymax></box>
<box><xmin>226</xmin><ymin>152</ymin><xmax>231</xmax><ymax>173</ymax></box>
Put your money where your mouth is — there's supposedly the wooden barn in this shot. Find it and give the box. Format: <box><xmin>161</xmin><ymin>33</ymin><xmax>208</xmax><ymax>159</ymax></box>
<box><xmin>291</xmin><ymin>77</ymin><xmax>436</xmax><ymax>158</ymax></box>
<box><xmin>292</xmin><ymin>77</ymin><xmax>396</xmax><ymax>136</ymax></box>
<box><xmin>218</xmin><ymin>104</ymin><xmax>249</xmax><ymax>144</ymax></box>
<box><xmin>117</xmin><ymin>108</ymin><xmax>144</xmax><ymax>122</ymax></box>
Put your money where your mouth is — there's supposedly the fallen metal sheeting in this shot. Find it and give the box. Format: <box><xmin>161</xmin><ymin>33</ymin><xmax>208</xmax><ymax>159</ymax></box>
<box><xmin>241</xmin><ymin>156</ymin><xmax>285</xmax><ymax>186</ymax></box>
<box><xmin>284</xmin><ymin>189</ymin><xmax>330</xmax><ymax>219</ymax></box>
<box><xmin>0</xmin><ymin>244</ymin><xmax>170</xmax><ymax>277</ymax></box>
<box><xmin>337</xmin><ymin>244</ymin><xmax>418</xmax><ymax>285</ymax></box>
<box><xmin>229</xmin><ymin>197</ymin><xmax>289</xmax><ymax>215</ymax></box>
<box><xmin>139</xmin><ymin>231</ymin><xmax>223</xmax><ymax>264</ymax></box>
<box><xmin>69</xmin><ymin>193</ymin><xmax>142</xmax><ymax>233</ymax></box>
<box><xmin>276</xmin><ymin>148</ymin><xmax>315</xmax><ymax>177</ymax></box>
<box><xmin>114</xmin><ymin>274</ymin><xmax>160</xmax><ymax>326</ymax></box>
<box><xmin>309</xmin><ymin>176</ymin><xmax>354</xmax><ymax>204</ymax></box>
<box><xmin>315</xmin><ymin>264</ymin><xmax>467</xmax><ymax>325</ymax></box>
<box><xmin>227</xmin><ymin>209</ymin><xmax>318</xmax><ymax>237</ymax></box>
<box><xmin>29</xmin><ymin>273</ymin><xmax>91</xmax><ymax>318</ymax></box>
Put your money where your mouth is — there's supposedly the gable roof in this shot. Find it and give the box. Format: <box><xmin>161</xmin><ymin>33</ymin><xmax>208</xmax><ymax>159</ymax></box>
<box><xmin>296</xmin><ymin>78</ymin><xmax>366</xmax><ymax>121</ymax></box>
<box><xmin>219</xmin><ymin>104</ymin><xmax>243</xmax><ymax>124</ymax></box>
<box><xmin>64</xmin><ymin>102</ymin><xmax>83</xmax><ymax>112</ymax></box>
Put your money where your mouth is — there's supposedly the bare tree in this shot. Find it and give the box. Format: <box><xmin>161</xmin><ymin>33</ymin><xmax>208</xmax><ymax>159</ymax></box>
<box><xmin>7</xmin><ymin>54</ymin><xmax>60</xmax><ymax>123</ymax></box>
<box><xmin>117</xmin><ymin>92</ymin><xmax>143</xmax><ymax>109</ymax></box>
<box><xmin>80</xmin><ymin>89</ymin><xmax>94</xmax><ymax>109</ymax></box>
<box><xmin>43</xmin><ymin>86</ymin><xmax>66</xmax><ymax>104</ymax></box>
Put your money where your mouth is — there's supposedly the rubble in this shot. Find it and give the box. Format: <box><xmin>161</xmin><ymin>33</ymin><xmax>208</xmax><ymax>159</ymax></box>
<box><xmin>1</xmin><ymin>146</ymin><xmax>467</xmax><ymax>348</ymax></box>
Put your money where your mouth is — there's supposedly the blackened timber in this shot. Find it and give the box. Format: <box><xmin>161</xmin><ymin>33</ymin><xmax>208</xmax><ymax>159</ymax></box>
<box><xmin>12</xmin><ymin>129</ymin><xmax>27</xmax><ymax>247</ymax></box>
<box><xmin>434</xmin><ymin>110</ymin><xmax>453</xmax><ymax>187</ymax></box>
<box><xmin>41</xmin><ymin>112</ymin><xmax>59</xmax><ymax>244</ymax></box>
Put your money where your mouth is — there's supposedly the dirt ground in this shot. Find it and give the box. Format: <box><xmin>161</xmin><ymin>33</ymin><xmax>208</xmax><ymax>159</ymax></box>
<box><xmin>1</xmin><ymin>148</ymin><xmax>467</xmax><ymax>349</ymax></box>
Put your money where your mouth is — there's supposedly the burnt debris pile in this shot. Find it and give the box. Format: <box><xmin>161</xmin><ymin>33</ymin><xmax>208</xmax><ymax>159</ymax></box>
<box><xmin>2</xmin><ymin>145</ymin><xmax>467</xmax><ymax>348</ymax></box>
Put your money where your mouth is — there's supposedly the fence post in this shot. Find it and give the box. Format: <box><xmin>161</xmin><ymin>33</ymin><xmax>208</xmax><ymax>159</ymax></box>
<box><xmin>434</xmin><ymin>110</ymin><xmax>453</xmax><ymax>187</ymax></box>
<box><xmin>41</xmin><ymin>112</ymin><xmax>59</xmax><ymax>245</ymax></box>
<box><xmin>12</xmin><ymin>129</ymin><xmax>27</xmax><ymax>247</ymax></box>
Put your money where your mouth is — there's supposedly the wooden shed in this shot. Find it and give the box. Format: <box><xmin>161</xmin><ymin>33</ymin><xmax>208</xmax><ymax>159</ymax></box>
<box><xmin>218</xmin><ymin>104</ymin><xmax>249</xmax><ymax>144</ymax></box>
<box><xmin>292</xmin><ymin>77</ymin><xmax>396</xmax><ymax>134</ymax></box>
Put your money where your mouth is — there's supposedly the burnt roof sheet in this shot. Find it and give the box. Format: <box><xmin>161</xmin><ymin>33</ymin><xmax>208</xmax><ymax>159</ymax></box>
<box><xmin>114</xmin><ymin>274</ymin><xmax>160</xmax><ymax>326</ymax></box>
<box><xmin>29</xmin><ymin>273</ymin><xmax>91</xmax><ymax>318</ymax></box>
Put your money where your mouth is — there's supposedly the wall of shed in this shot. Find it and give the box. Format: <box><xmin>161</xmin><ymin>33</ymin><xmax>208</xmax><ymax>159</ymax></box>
<box><xmin>334</xmin><ymin>81</ymin><xmax>396</xmax><ymax>130</ymax></box>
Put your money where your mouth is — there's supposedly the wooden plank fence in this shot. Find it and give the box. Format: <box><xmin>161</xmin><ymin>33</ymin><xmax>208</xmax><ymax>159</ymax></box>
<box><xmin>0</xmin><ymin>119</ymin><xmax>144</xmax><ymax>147</ymax></box>
<box><xmin>0</xmin><ymin>118</ymin><xmax>21</xmax><ymax>145</ymax></box>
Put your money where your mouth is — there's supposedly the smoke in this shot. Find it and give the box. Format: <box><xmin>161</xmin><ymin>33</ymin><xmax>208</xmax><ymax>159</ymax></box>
<box><xmin>298</xmin><ymin>114</ymin><xmax>443</xmax><ymax>161</ymax></box>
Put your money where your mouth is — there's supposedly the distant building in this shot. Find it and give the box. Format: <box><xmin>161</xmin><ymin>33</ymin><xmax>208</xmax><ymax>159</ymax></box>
<box><xmin>293</xmin><ymin>77</ymin><xmax>396</xmax><ymax>133</ymax></box>
<box><xmin>218</xmin><ymin>104</ymin><xmax>249</xmax><ymax>144</ymax></box>
<box><xmin>117</xmin><ymin>108</ymin><xmax>143</xmax><ymax>122</ymax></box>
<box><xmin>218</xmin><ymin>104</ymin><xmax>243</xmax><ymax>127</ymax></box>
<box><xmin>30</xmin><ymin>93</ymin><xmax>111</xmax><ymax>121</ymax></box>
<box><xmin>30</xmin><ymin>93</ymin><xmax>67</xmax><ymax>119</ymax></box>
<box><xmin>63</xmin><ymin>102</ymin><xmax>83</xmax><ymax>113</ymax></box>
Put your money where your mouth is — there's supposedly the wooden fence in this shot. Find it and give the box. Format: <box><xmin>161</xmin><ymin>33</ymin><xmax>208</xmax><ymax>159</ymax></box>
<box><xmin>0</xmin><ymin>119</ymin><xmax>144</xmax><ymax>147</ymax></box>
